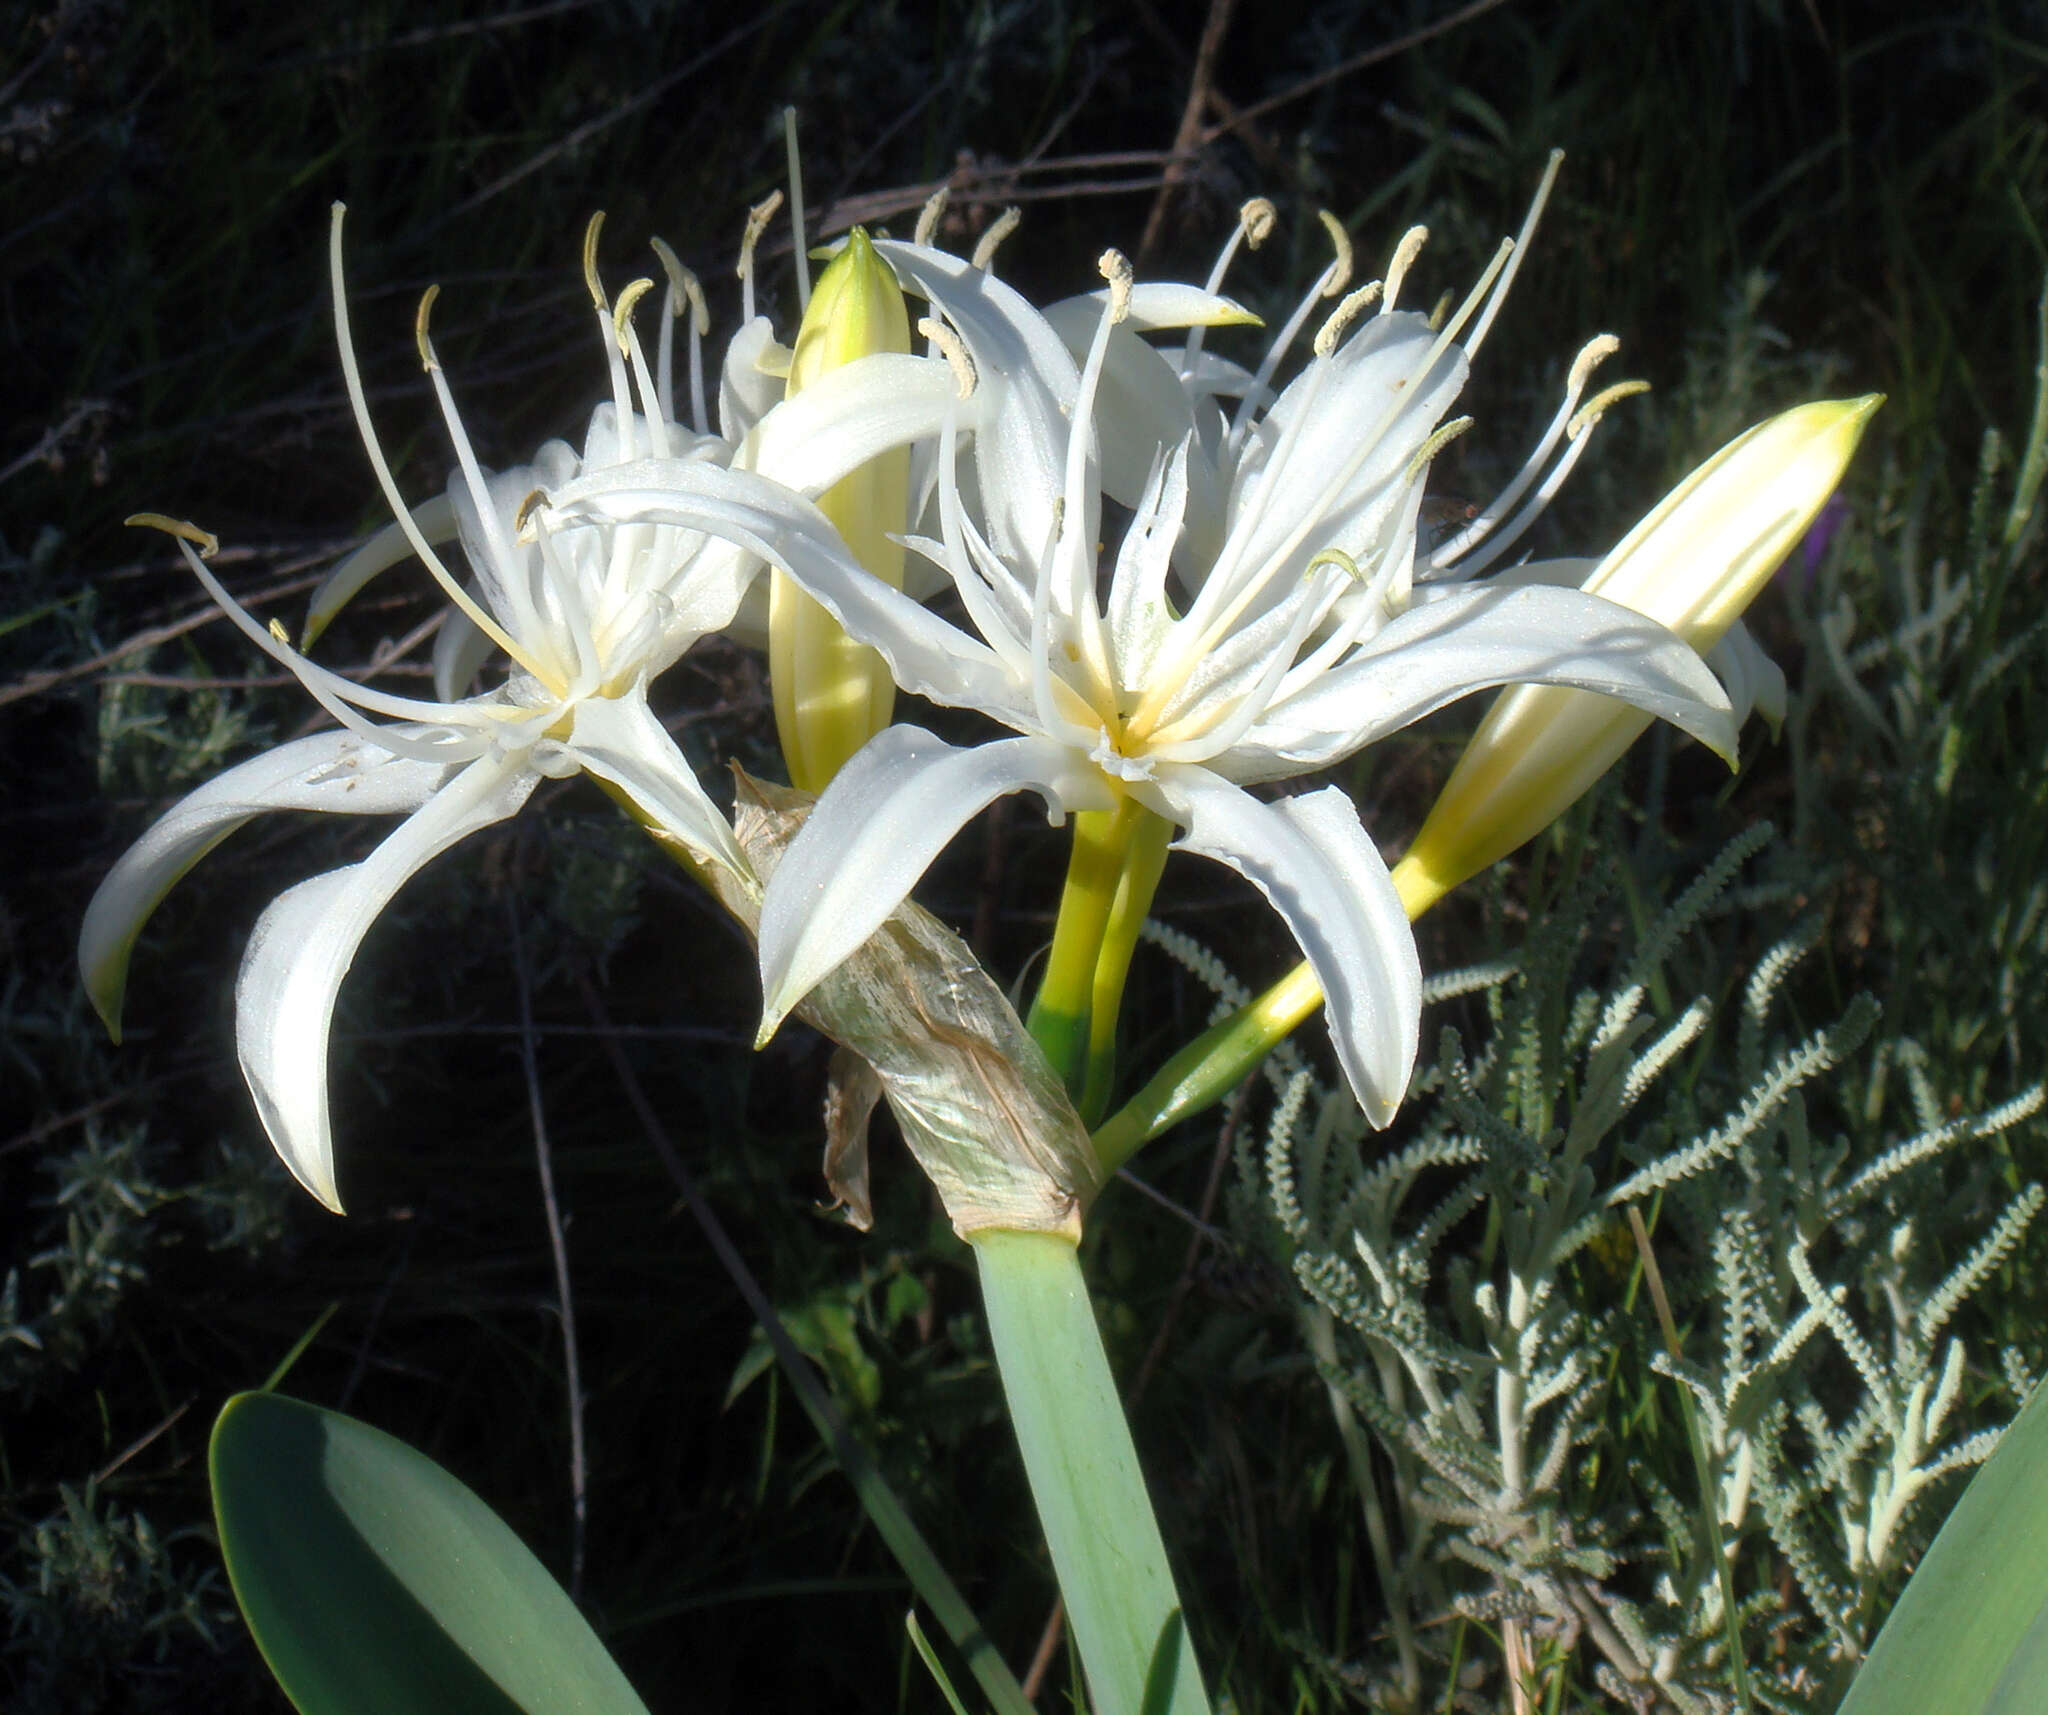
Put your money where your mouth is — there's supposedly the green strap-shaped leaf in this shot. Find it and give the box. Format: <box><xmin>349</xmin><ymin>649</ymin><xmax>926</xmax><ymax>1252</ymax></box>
<box><xmin>1839</xmin><ymin>1380</ymin><xmax>2048</xmax><ymax>1715</ymax></box>
<box><xmin>210</xmin><ymin>1391</ymin><xmax>649</xmax><ymax>1715</ymax></box>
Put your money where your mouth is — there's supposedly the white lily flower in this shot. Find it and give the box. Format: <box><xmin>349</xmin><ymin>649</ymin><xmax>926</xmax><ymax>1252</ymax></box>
<box><xmin>736</xmin><ymin>226</ymin><xmax>1740</xmax><ymax>1127</ymax></box>
<box><xmin>80</xmin><ymin>204</ymin><xmax>957</xmax><ymax>1213</ymax></box>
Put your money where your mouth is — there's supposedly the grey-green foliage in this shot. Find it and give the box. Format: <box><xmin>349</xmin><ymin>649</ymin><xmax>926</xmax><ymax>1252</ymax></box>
<box><xmin>1167</xmin><ymin>829</ymin><xmax>2045</xmax><ymax>1712</ymax></box>
<box><xmin>0</xmin><ymin>1479</ymin><xmax>232</xmax><ymax>1715</ymax></box>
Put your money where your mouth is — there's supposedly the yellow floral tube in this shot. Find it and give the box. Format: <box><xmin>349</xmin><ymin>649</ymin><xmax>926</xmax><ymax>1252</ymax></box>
<box><xmin>1395</xmin><ymin>394</ymin><xmax>1881</xmax><ymax>915</ymax></box>
<box><xmin>771</xmin><ymin>229</ymin><xmax>912</xmax><ymax>792</ymax></box>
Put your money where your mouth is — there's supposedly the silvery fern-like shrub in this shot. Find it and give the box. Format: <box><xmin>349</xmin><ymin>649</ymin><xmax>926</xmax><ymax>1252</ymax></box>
<box><xmin>1164</xmin><ymin>828</ymin><xmax>2044</xmax><ymax>1712</ymax></box>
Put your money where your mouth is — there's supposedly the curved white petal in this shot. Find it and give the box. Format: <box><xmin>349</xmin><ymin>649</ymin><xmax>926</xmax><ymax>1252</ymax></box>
<box><xmin>717</xmin><ymin>317</ymin><xmax>787</xmax><ymax>444</ymax></box>
<box><xmin>431</xmin><ymin>605</ymin><xmax>495</xmax><ymax>701</ymax></box>
<box><xmin>1152</xmin><ymin>771</ymin><xmax>1418</xmax><ymax>1127</ymax></box>
<box><xmin>757</xmin><ymin>726</ymin><xmax>1114</xmax><ymax>1037</ymax></box>
<box><xmin>874</xmin><ymin>241</ymin><xmax>1079</xmax><ymax>565</ymax></box>
<box><xmin>1226</xmin><ymin>585</ymin><xmax>1737</xmax><ymax>783</ymax></box>
<box><xmin>741</xmin><ymin>353</ymin><xmax>964</xmax><ymax>495</ymax></box>
<box><xmin>303</xmin><ymin>494</ymin><xmax>459</xmax><ymax>649</ymax></box>
<box><xmin>1042</xmin><ymin>303</ymin><xmax>1200</xmax><ymax>507</ymax></box>
<box><xmin>559</xmin><ymin>692</ymin><xmax>748</xmax><ymax>882</ymax></box>
<box><xmin>79</xmin><ymin>730</ymin><xmax>452</xmax><ymax>1040</ymax></box>
<box><xmin>545</xmin><ymin>461</ymin><xmax>1032</xmax><ymax>724</ymax></box>
<box><xmin>234</xmin><ymin>754</ymin><xmax>538</xmax><ymax>1212</ymax></box>
<box><xmin>1707</xmin><ymin>619</ymin><xmax>1786</xmax><ymax>733</ymax></box>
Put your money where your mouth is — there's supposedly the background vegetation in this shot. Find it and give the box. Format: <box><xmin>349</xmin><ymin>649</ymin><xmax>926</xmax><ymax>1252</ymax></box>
<box><xmin>3</xmin><ymin>0</ymin><xmax>2045</xmax><ymax>1708</ymax></box>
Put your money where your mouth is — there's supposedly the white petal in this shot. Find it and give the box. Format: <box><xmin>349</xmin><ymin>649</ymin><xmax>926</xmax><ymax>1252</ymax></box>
<box><xmin>546</xmin><ymin>462</ymin><xmax>1032</xmax><ymax>723</ymax></box>
<box><xmin>757</xmin><ymin>727</ymin><xmax>1113</xmax><ymax>1036</ymax></box>
<box><xmin>1707</xmin><ymin>619</ymin><xmax>1787</xmax><ymax>734</ymax></box>
<box><xmin>559</xmin><ymin>693</ymin><xmax>748</xmax><ymax>881</ymax></box>
<box><xmin>1042</xmin><ymin>303</ymin><xmax>1198</xmax><ymax>507</ymax></box>
<box><xmin>741</xmin><ymin>353</ymin><xmax>964</xmax><ymax>494</ymax></box>
<box><xmin>303</xmin><ymin>494</ymin><xmax>459</xmax><ymax>649</ymax></box>
<box><xmin>1227</xmin><ymin>585</ymin><xmax>1737</xmax><ymax>783</ymax></box>
<box><xmin>79</xmin><ymin>730</ymin><xmax>452</xmax><ymax>1040</ymax></box>
<box><xmin>235</xmin><ymin>755</ymin><xmax>537</xmax><ymax>1212</ymax></box>
<box><xmin>431</xmin><ymin>605</ymin><xmax>495</xmax><ymax>701</ymax></box>
<box><xmin>717</xmin><ymin>317</ymin><xmax>786</xmax><ymax>444</ymax></box>
<box><xmin>874</xmin><ymin>241</ymin><xmax>1079</xmax><ymax>565</ymax></box>
<box><xmin>1153</xmin><ymin>771</ymin><xmax>1418</xmax><ymax>1127</ymax></box>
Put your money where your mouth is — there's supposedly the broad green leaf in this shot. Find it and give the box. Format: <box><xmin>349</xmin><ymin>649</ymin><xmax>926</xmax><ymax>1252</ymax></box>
<box><xmin>1838</xmin><ymin>1380</ymin><xmax>2048</xmax><ymax>1715</ymax></box>
<box><xmin>210</xmin><ymin>1391</ymin><xmax>648</xmax><ymax>1715</ymax></box>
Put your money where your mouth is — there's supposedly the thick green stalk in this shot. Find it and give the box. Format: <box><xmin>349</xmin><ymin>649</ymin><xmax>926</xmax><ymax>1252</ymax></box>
<box><xmin>1078</xmin><ymin>808</ymin><xmax>1174</xmax><ymax>1126</ymax></box>
<box><xmin>1029</xmin><ymin>798</ymin><xmax>1147</xmax><ymax>1089</ymax></box>
<box><xmin>973</xmin><ymin>1228</ymin><xmax>1210</xmax><ymax>1715</ymax></box>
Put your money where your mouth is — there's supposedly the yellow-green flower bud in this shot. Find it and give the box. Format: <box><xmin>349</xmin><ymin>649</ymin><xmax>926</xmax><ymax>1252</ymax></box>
<box><xmin>771</xmin><ymin>229</ymin><xmax>912</xmax><ymax>793</ymax></box>
<box><xmin>1394</xmin><ymin>394</ymin><xmax>1882</xmax><ymax>916</ymax></box>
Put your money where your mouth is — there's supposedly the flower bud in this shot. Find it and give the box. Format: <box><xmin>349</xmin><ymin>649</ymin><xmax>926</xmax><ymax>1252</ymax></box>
<box><xmin>771</xmin><ymin>229</ymin><xmax>912</xmax><ymax>792</ymax></box>
<box><xmin>1393</xmin><ymin>395</ymin><xmax>1882</xmax><ymax>917</ymax></box>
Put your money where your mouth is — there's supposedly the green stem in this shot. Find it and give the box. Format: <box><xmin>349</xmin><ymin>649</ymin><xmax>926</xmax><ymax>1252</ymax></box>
<box><xmin>1028</xmin><ymin>798</ymin><xmax>1147</xmax><ymax>1090</ymax></box>
<box><xmin>1078</xmin><ymin>808</ymin><xmax>1174</xmax><ymax>1126</ymax></box>
<box><xmin>1092</xmin><ymin>962</ymin><xmax>1323</xmax><ymax>1172</ymax></box>
<box><xmin>973</xmin><ymin>1228</ymin><xmax>1210</xmax><ymax>1715</ymax></box>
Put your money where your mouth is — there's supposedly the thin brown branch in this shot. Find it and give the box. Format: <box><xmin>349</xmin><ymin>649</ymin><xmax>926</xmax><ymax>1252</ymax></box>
<box><xmin>1137</xmin><ymin>0</ymin><xmax>1241</xmax><ymax>265</ymax></box>
<box><xmin>1197</xmin><ymin>0</ymin><xmax>1517</xmax><ymax>147</ymax></box>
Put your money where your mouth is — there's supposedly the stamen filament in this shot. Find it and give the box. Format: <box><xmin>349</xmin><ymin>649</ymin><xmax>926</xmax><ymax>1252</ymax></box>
<box><xmin>327</xmin><ymin>204</ymin><xmax>545</xmax><ymax>684</ymax></box>
<box><xmin>783</xmin><ymin>107</ymin><xmax>811</xmax><ymax>310</ymax></box>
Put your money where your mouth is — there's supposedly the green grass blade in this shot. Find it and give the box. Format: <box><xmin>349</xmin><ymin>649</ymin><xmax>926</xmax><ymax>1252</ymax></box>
<box><xmin>210</xmin><ymin>1392</ymin><xmax>649</xmax><ymax>1715</ymax></box>
<box><xmin>973</xmin><ymin>1227</ymin><xmax>1211</xmax><ymax>1715</ymax></box>
<box><xmin>1837</xmin><ymin>1379</ymin><xmax>2048</xmax><ymax>1715</ymax></box>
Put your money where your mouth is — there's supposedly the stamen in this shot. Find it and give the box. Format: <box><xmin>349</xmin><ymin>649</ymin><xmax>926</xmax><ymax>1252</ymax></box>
<box><xmin>617</xmin><ymin>307</ymin><xmax>675</xmax><ymax>461</ymax></box>
<box><xmin>125</xmin><ymin>513</ymin><xmax>218</xmax><ymax>557</ymax></box>
<box><xmin>1184</xmin><ymin>198</ymin><xmax>1277</xmax><ymax>376</ymax></box>
<box><xmin>414</xmin><ymin>286</ymin><xmax>442</xmax><ymax>370</ymax></box>
<box><xmin>1428</xmin><ymin>333</ymin><xmax>1621</xmax><ymax>574</ymax></box>
<box><xmin>1098</xmin><ymin>248</ymin><xmax>1133</xmax><ymax>324</ymax></box>
<box><xmin>1406</xmin><ymin>414</ymin><xmax>1474</xmax><ymax>480</ymax></box>
<box><xmin>1316</xmin><ymin>210</ymin><xmax>1354</xmax><ymax>297</ymax></box>
<box><xmin>612</xmin><ymin>276</ymin><xmax>656</xmax><ymax>354</ymax></box>
<box><xmin>1303</xmin><ymin>546</ymin><xmax>1363</xmax><ymax>585</ymax></box>
<box><xmin>1568</xmin><ymin>377</ymin><xmax>1649</xmax><ymax>438</ymax></box>
<box><xmin>650</xmin><ymin>237</ymin><xmax>711</xmax><ymax>433</ymax></box>
<box><xmin>914</xmin><ymin>185</ymin><xmax>948</xmax><ymax>248</ymax></box>
<box><xmin>1381</xmin><ymin>224</ymin><xmax>1429</xmax><ymax>313</ymax></box>
<box><xmin>970</xmin><ymin>206</ymin><xmax>1021</xmax><ymax>272</ymax></box>
<box><xmin>1312</xmin><ymin>280</ymin><xmax>1384</xmax><ymax>358</ymax></box>
<box><xmin>738</xmin><ymin>190</ymin><xmax>784</xmax><ymax>325</ymax></box>
<box><xmin>514</xmin><ymin>491</ymin><xmax>547</xmax><ymax>534</ymax></box>
<box><xmin>783</xmin><ymin>106</ymin><xmax>811</xmax><ymax>310</ymax></box>
<box><xmin>917</xmin><ymin>317</ymin><xmax>977</xmax><ymax>398</ymax></box>
<box><xmin>582</xmin><ymin>212</ymin><xmax>608</xmax><ymax>310</ymax></box>
<box><xmin>1461</xmin><ymin>148</ymin><xmax>1563</xmax><ymax>358</ymax></box>
<box><xmin>1426</xmin><ymin>288</ymin><xmax>1453</xmax><ymax>332</ymax></box>
<box><xmin>328</xmin><ymin>203</ymin><xmax>544</xmax><ymax>684</ymax></box>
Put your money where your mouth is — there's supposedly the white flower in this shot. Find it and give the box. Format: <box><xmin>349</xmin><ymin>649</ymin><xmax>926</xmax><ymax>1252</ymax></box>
<box><xmin>80</xmin><ymin>204</ymin><xmax>956</xmax><ymax>1212</ymax></box>
<box><xmin>736</xmin><ymin>217</ymin><xmax>1739</xmax><ymax>1127</ymax></box>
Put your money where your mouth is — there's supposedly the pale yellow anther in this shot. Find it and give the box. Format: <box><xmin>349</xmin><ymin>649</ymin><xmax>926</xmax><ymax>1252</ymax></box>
<box><xmin>125</xmin><ymin>514</ymin><xmax>220</xmax><ymax>558</ymax></box>
<box><xmin>611</xmin><ymin>276</ymin><xmax>656</xmax><ymax>353</ymax></box>
<box><xmin>970</xmin><ymin>206</ymin><xmax>1021</xmax><ymax>272</ymax></box>
<box><xmin>1427</xmin><ymin>288</ymin><xmax>1453</xmax><ymax>332</ymax></box>
<box><xmin>1568</xmin><ymin>379</ymin><xmax>1651</xmax><ymax>438</ymax></box>
<box><xmin>1240</xmin><ymin>197</ymin><xmax>1277</xmax><ymax>248</ymax></box>
<box><xmin>1098</xmin><ymin>249</ymin><xmax>1134</xmax><ymax>324</ymax></box>
<box><xmin>1569</xmin><ymin>334</ymin><xmax>1621</xmax><ymax>394</ymax></box>
<box><xmin>268</xmin><ymin>617</ymin><xmax>291</xmax><ymax>646</ymax></box>
<box><xmin>738</xmin><ymin>190</ymin><xmax>784</xmax><ymax>281</ymax></box>
<box><xmin>1304</xmin><ymin>546</ymin><xmax>1364</xmax><ymax>585</ymax></box>
<box><xmin>915</xmin><ymin>186</ymin><xmax>949</xmax><ymax>248</ymax></box>
<box><xmin>1405</xmin><ymin>415</ymin><xmax>1474</xmax><ymax>484</ymax></box>
<box><xmin>413</xmin><ymin>284</ymin><xmax>442</xmax><ymax>372</ymax></box>
<box><xmin>582</xmin><ymin>212</ymin><xmax>608</xmax><ymax>309</ymax></box>
<box><xmin>918</xmin><ymin>317</ymin><xmax>977</xmax><ymax>398</ymax></box>
<box><xmin>1316</xmin><ymin>210</ymin><xmax>1353</xmax><ymax>296</ymax></box>
<box><xmin>1312</xmin><ymin>280</ymin><xmax>1383</xmax><ymax>357</ymax></box>
<box><xmin>650</xmin><ymin>238</ymin><xmax>711</xmax><ymax>336</ymax></box>
<box><xmin>1382</xmin><ymin>224</ymin><xmax>1430</xmax><ymax>311</ymax></box>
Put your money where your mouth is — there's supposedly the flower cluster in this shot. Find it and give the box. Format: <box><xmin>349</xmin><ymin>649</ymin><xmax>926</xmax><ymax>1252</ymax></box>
<box><xmin>81</xmin><ymin>166</ymin><xmax>1874</xmax><ymax>1212</ymax></box>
